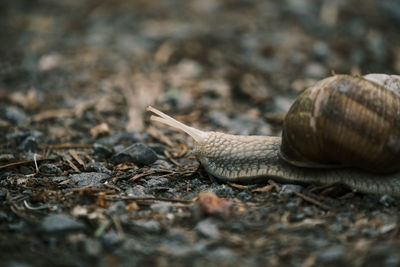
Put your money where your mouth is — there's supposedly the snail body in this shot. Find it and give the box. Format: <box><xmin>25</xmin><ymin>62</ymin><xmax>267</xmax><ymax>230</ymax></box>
<box><xmin>147</xmin><ymin>73</ymin><xmax>400</xmax><ymax>195</ymax></box>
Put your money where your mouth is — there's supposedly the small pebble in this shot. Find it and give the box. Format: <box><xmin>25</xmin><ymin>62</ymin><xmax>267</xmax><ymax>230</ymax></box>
<box><xmin>3</xmin><ymin>106</ymin><xmax>27</xmax><ymax>125</ymax></box>
<box><xmin>70</xmin><ymin>172</ymin><xmax>110</xmax><ymax>187</ymax></box>
<box><xmin>96</xmin><ymin>132</ymin><xmax>144</xmax><ymax>146</ymax></box>
<box><xmin>51</xmin><ymin>176</ymin><xmax>69</xmax><ymax>183</ymax></box>
<box><xmin>101</xmin><ymin>231</ymin><xmax>123</xmax><ymax>248</ymax></box>
<box><xmin>6</xmin><ymin>131</ymin><xmax>43</xmax><ymax>144</ymax></box>
<box><xmin>39</xmin><ymin>164</ymin><xmax>62</xmax><ymax>175</ymax></box>
<box><xmin>133</xmin><ymin>220</ymin><xmax>161</xmax><ymax>233</ymax></box>
<box><xmin>318</xmin><ymin>245</ymin><xmax>345</xmax><ymax>263</ymax></box>
<box><xmin>279</xmin><ymin>184</ymin><xmax>304</xmax><ymax>195</ymax></box>
<box><xmin>379</xmin><ymin>195</ymin><xmax>395</xmax><ymax>207</ymax></box>
<box><xmin>146</xmin><ymin>177</ymin><xmax>169</xmax><ymax>187</ymax></box>
<box><xmin>112</xmin><ymin>143</ymin><xmax>157</xmax><ymax>166</ymax></box>
<box><xmin>85</xmin><ymin>161</ymin><xmax>112</xmax><ymax>174</ymax></box>
<box><xmin>41</xmin><ymin>214</ymin><xmax>85</xmax><ymax>232</ymax></box>
<box><xmin>84</xmin><ymin>238</ymin><xmax>102</xmax><ymax>256</ymax></box>
<box><xmin>150</xmin><ymin>203</ymin><xmax>172</xmax><ymax>214</ymax></box>
<box><xmin>93</xmin><ymin>143</ymin><xmax>113</xmax><ymax>158</ymax></box>
<box><xmin>126</xmin><ymin>185</ymin><xmax>150</xmax><ymax>197</ymax></box>
<box><xmin>0</xmin><ymin>154</ymin><xmax>15</xmax><ymax>161</ymax></box>
<box><xmin>147</xmin><ymin>143</ymin><xmax>165</xmax><ymax>155</ymax></box>
<box><xmin>195</xmin><ymin>219</ymin><xmax>220</xmax><ymax>239</ymax></box>
<box><xmin>108</xmin><ymin>201</ymin><xmax>126</xmax><ymax>215</ymax></box>
<box><xmin>18</xmin><ymin>136</ymin><xmax>39</xmax><ymax>151</ymax></box>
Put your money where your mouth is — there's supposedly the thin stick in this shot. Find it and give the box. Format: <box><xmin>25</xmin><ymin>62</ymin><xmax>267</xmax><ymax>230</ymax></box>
<box><xmin>293</xmin><ymin>191</ymin><xmax>332</xmax><ymax>211</ymax></box>
<box><xmin>101</xmin><ymin>195</ymin><xmax>194</xmax><ymax>203</ymax></box>
<box><xmin>39</xmin><ymin>144</ymin><xmax>93</xmax><ymax>150</ymax></box>
<box><xmin>0</xmin><ymin>159</ymin><xmax>50</xmax><ymax>170</ymax></box>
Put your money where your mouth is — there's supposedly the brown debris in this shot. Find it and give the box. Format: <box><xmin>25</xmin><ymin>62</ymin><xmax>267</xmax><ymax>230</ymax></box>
<box><xmin>90</xmin><ymin>122</ymin><xmax>111</xmax><ymax>139</ymax></box>
<box><xmin>293</xmin><ymin>191</ymin><xmax>332</xmax><ymax>211</ymax></box>
<box><xmin>197</xmin><ymin>191</ymin><xmax>232</xmax><ymax>218</ymax></box>
<box><xmin>30</xmin><ymin>109</ymin><xmax>74</xmax><ymax>122</ymax></box>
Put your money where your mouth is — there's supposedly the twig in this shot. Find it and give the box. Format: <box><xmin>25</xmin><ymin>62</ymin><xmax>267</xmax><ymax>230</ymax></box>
<box><xmin>101</xmin><ymin>195</ymin><xmax>194</xmax><ymax>203</ymax></box>
<box><xmin>23</xmin><ymin>200</ymin><xmax>48</xmax><ymax>210</ymax></box>
<box><xmin>69</xmin><ymin>150</ymin><xmax>85</xmax><ymax>166</ymax></box>
<box><xmin>66</xmin><ymin>159</ymin><xmax>81</xmax><ymax>173</ymax></box>
<box><xmin>104</xmin><ymin>182</ymin><xmax>121</xmax><ymax>191</ymax></box>
<box><xmin>127</xmin><ymin>169</ymin><xmax>174</xmax><ymax>182</ymax></box>
<box><xmin>33</xmin><ymin>154</ymin><xmax>39</xmax><ymax>174</ymax></box>
<box><xmin>110</xmin><ymin>215</ymin><xmax>126</xmax><ymax>239</ymax></box>
<box><xmin>0</xmin><ymin>159</ymin><xmax>50</xmax><ymax>170</ymax></box>
<box><xmin>39</xmin><ymin>144</ymin><xmax>93</xmax><ymax>150</ymax></box>
<box><xmin>229</xmin><ymin>183</ymin><xmax>248</xmax><ymax>190</ymax></box>
<box><xmin>293</xmin><ymin>191</ymin><xmax>332</xmax><ymax>211</ymax></box>
<box><xmin>164</xmin><ymin>150</ymin><xmax>182</xmax><ymax>167</ymax></box>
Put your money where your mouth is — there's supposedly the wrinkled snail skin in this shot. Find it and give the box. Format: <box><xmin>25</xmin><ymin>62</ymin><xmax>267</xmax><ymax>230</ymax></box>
<box><xmin>146</xmin><ymin>73</ymin><xmax>400</xmax><ymax>196</ymax></box>
<box><xmin>195</xmin><ymin>132</ymin><xmax>400</xmax><ymax>196</ymax></box>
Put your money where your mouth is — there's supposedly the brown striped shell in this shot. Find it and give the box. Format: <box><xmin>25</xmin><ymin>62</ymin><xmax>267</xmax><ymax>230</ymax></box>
<box><xmin>279</xmin><ymin>74</ymin><xmax>400</xmax><ymax>174</ymax></box>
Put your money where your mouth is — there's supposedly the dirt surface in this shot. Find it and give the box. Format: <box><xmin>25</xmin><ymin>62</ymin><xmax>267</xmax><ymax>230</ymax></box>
<box><xmin>1</xmin><ymin>0</ymin><xmax>400</xmax><ymax>266</ymax></box>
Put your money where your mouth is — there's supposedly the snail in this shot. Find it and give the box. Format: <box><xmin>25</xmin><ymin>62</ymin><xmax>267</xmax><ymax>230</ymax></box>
<box><xmin>147</xmin><ymin>73</ymin><xmax>400</xmax><ymax>195</ymax></box>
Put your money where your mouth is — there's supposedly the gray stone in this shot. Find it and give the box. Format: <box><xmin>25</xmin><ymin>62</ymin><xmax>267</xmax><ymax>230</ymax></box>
<box><xmin>3</xmin><ymin>106</ymin><xmax>27</xmax><ymax>125</ymax></box>
<box><xmin>150</xmin><ymin>203</ymin><xmax>172</xmax><ymax>214</ymax></box>
<box><xmin>51</xmin><ymin>176</ymin><xmax>69</xmax><ymax>183</ymax></box>
<box><xmin>85</xmin><ymin>161</ymin><xmax>112</xmax><ymax>174</ymax></box>
<box><xmin>18</xmin><ymin>136</ymin><xmax>39</xmax><ymax>151</ymax></box>
<box><xmin>133</xmin><ymin>220</ymin><xmax>161</xmax><ymax>233</ymax></box>
<box><xmin>84</xmin><ymin>238</ymin><xmax>102</xmax><ymax>256</ymax></box>
<box><xmin>380</xmin><ymin>194</ymin><xmax>395</xmax><ymax>207</ymax></box>
<box><xmin>0</xmin><ymin>154</ymin><xmax>15</xmax><ymax>161</ymax></box>
<box><xmin>382</xmin><ymin>0</ymin><xmax>400</xmax><ymax>25</ymax></box>
<box><xmin>126</xmin><ymin>185</ymin><xmax>150</xmax><ymax>197</ymax></box>
<box><xmin>6</xmin><ymin>262</ymin><xmax>32</xmax><ymax>267</ymax></box>
<box><xmin>39</xmin><ymin>164</ymin><xmax>62</xmax><ymax>175</ymax></box>
<box><xmin>112</xmin><ymin>143</ymin><xmax>157</xmax><ymax>166</ymax></box>
<box><xmin>41</xmin><ymin>214</ymin><xmax>85</xmax><ymax>232</ymax></box>
<box><xmin>146</xmin><ymin>177</ymin><xmax>169</xmax><ymax>187</ymax></box>
<box><xmin>96</xmin><ymin>132</ymin><xmax>145</xmax><ymax>146</ymax></box>
<box><xmin>280</xmin><ymin>184</ymin><xmax>304</xmax><ymax>195</ymax></box>
<box><xmin>6</xmin><ymin>131</ymin><xmax>43</xmax><ymax>144</ymax></box>
<box><xmin>93</xmin><ymin>143</ymin><xmax>113</xmax><ymax>158</ymax></box>
<box><xmin>195</xmin><ymin>219</ymin><xmax>219</xmax><ymax>239</ymax></box>
<box><xmin>70</xmin><ymin>172</ymin><xmax>110</xmax><ymax>187</ymax></box>
<box><xmin>108</xmin><ymin>201</ymin><xmax>126</xmax><ymax>215</ymax></box>
<box><xmin>318</xmin><ymin>245</ymin><xmax>345</xmax><ymax>262</ymax></box>
<box><xmin>101</xmin><ymin>231</ymin><xmax>123</xmax><ymax>248</ymax></box>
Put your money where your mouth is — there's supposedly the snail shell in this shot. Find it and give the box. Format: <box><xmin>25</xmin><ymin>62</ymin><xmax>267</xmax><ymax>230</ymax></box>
<box><xmin>280</xmin><ymin>74</ymin><xmax>400</xmax><ymax>173</ymax></box>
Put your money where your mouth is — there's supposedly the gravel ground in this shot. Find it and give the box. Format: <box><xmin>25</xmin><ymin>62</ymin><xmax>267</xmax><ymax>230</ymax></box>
<box><xmin>1</xmin><ymin>0</ymin><xmax>400</xmax><ymax>266</ymax></box>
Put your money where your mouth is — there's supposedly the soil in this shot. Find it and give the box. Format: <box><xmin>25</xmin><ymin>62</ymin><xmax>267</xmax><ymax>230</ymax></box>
<box><xmin>1</xmin><ymin>0</ymin><xmax>400</xmax><ymax>266</ymax></box>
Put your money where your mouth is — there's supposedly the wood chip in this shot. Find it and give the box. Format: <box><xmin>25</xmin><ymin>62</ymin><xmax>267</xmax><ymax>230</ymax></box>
<box><xmin>66</xmin><ymin>159</ymin><xmax>81</xmax><ymax>173</ymax></box>
<box><xmin>69</xmin><ymin>150</ymin><xmax>85</xmax><ymax>166</ymax></box>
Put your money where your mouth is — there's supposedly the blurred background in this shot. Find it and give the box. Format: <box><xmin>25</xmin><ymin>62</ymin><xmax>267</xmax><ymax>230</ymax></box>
<box><xmin>1</xmin><ymin>0</ymin><xmax>400</xmax><ymax>136</ymax></box>
<box><xmin>1</xmin><ymin>1</ymin><xmax>400</xmax><ymax>266</ymax></box>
